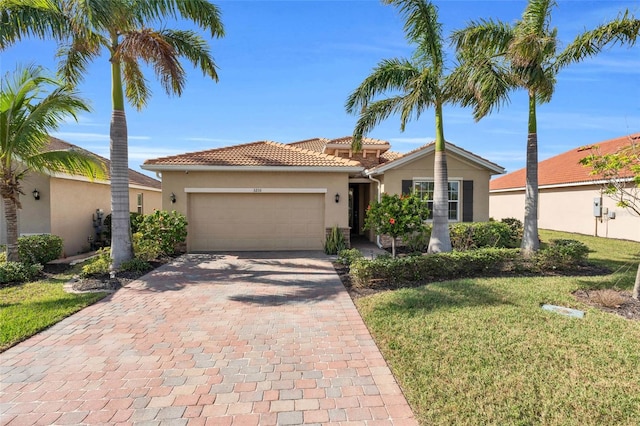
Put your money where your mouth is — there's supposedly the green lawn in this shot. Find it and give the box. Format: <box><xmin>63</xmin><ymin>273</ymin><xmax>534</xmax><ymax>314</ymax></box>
<box><xmin>356</xmin><ymin>230</ymin><xmax>640</xmax><ymax>425</ymax></box>
<box><xmin>0</xmin><ymin>270</ymin><xmax>106</xmax><ymax>351</ymax></box>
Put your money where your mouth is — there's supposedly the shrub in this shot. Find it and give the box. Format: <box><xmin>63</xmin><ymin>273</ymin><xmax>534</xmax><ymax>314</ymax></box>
<box><xmin>535</xmin><ymin>239</ymin><xmax>589</xmax><ymax>270</ymax></box>
<box><xmin>500</xmin><ymin>217</ymin><xmax>523</xmax><ymax>243</ymax></box>
<box><xmin>350</xmin><ymin>248</ymin><xmax>521</xmax><ymax>288</ymax></box>
<box><xmin>337</xmin><ymin>248</ymin><xmax>363</xmax><ymax>266</ymax></box>
<box><xmin>137</xmin><ymin>210</ymin><xmax>188</xmax><ymax>256</ymax></box>
<box><xmin>449</xmin><ymin>222</ymin><xmax>514</xmax><ymax>251</ymax></box>
<box><xmin>102</xmin><ymin>212</ymin><xmax>143</xmax><ymax>242</ymax></box>
<box><xmin>0</xmin><ymin>261</ymin><xmax>42</xmax><ymax>284</ymax></box>
<box><xmin>324</xmin><ymin>226</ymin><xmax>347</xmax><ymax>255</ymax></box>
<box><xmin>588</xmin><ymin>289</ymin><xmax>627</xmax><ymax>308</ymax></box>
<box><xmin>403</xmin><ymin>226</ymin><xmax>432</xmax><ymax>253</ymax></box>
<box><xmin>80</xmin><ymin>248</ymin><xmax>111</xmax><ymax>277</ymax></box>
<box><xmin>0</xmin><ymin>251</ymin><xmax>6</xmax><ymax>263</ymax></box>
<box><xmin>132</xmin><ymin>232</ymin><xmax>162</xmax><ymax>261</ymax></box>
<box><xmin>17</xmin><ymin>234</ymin><xmax>63</xmax><ymax>265</ymax></box>
<box><xmin>120</xmin><ymin>258</ymin><xmax>153</xmax><ymax>274</ymax></box>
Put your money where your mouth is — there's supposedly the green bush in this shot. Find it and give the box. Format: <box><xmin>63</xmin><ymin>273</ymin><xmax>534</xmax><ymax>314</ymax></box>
<box><xmin>324</xmin><ymin>226</ymin><xmax>347</xmax><ymax>255</ymax></box>
<box><xmin>535</xmin><ymin>239</ymin><xmax>590</xmax><ymax>270</ymax></box>
<box><xmin>337</xmin><ymin>248</ymin><xmax>363</xmax><ymax>266</ymax></box>
<box><xmin>449</xmin><ymin>222</ymin><xmax>514</xmax><ymax>251</ymax></box>
<box><xmin>500</xmin><ymin>217</ymin><xmax>523</xmax><ymax>243</ymax></box>
<box><xmin>102</xmin><ymin>212</ymin><xmax>143</xmax><ymax>242</ymax></box>
<box><xmin>17</xmin><ymin>234</ymin><xmax>64</xmax><ymax>265</ymax></box>
<box><xmin>350</xmin><ymin>248</ymin><xmax>521</xmax><ymax>288</ymax></box>
<box><xmin>132</xmin><ymin>232</ymin><xmax>162</xmax><ymax>261</ymax></box>
<box><xmin>137</xmin><ymin>210</ymin><xmax>188</xmax><ymax>256</ymax></box>
<box><xmin>0</xmin><ymin>261</ymin><xmax>42</xmax><ymax>284</ymax></box>
<box><xmin>80</xmin><ymin>248</ymin><xmax>111</xmax><ymax>277</ymax></box>
<box><xmin>120</xmin><ymin>258</ymin><xmax>153</xmax><ymax>274</ymax></box>
<box><xmin>0</xmin><ymin>251</ymin><xmax>6</xmax><ymax>264</ymax></box>
<box><xmin>403</xmin><ymin>226</ymin><xmax>432</xmax><ymax>253</ymax></box>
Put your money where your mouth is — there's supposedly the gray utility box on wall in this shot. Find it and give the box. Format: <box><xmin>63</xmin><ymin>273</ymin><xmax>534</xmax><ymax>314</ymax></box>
<box><xmin>593</xmin><ymin>197</ymin><xmax>602</xmax><ymax>217</ymax></box>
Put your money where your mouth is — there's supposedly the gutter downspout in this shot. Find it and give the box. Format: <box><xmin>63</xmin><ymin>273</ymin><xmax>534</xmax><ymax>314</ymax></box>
<box><xmin>367</xmin><ymin>172</ymin><xmax>384</xmax><ymax>248</ymax></box>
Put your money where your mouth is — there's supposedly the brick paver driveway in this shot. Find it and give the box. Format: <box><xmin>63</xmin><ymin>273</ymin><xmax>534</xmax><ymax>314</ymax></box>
<box><xmin>1</xmin><ymin>252</ymin><xmax>417</xmax><ymax>425</ymax></box>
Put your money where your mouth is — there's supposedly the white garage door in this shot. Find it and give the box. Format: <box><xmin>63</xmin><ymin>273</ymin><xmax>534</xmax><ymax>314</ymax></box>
<box><xmin>189</xmin><ymin>193</ymin><xmax>325</xmax><ymax>251</ymax></box>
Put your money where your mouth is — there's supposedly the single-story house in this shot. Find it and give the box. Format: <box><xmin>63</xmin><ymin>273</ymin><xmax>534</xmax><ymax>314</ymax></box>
<box><xmin>142</xmin><ymin>136</ymin><xmax>505</xmax><ymax>251</ymax></box>
<box><xmin>489</xmin><ymin>133</ymin><xmax>640</xmax><ymax>242</ymax></box>
<box><xmin>0</xmin><ymin>137</ymin><xmax>162</xmax><ymax>257</ymax></box>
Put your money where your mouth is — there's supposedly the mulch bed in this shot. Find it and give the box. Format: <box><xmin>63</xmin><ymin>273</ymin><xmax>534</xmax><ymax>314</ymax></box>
<box><xmin>573</xmin><ymin>289</ymin><xmax>640</xmax><ymax>321</ymax></box>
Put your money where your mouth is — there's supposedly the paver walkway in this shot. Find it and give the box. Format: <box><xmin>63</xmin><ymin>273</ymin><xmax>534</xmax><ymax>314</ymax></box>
<box><xmin>1</xmin><ymin>253</ymin><xmax>417</xmax><ymax>425</ymax></box>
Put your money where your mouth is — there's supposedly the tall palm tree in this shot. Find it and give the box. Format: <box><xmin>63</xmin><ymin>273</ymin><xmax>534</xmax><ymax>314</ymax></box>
<box><xmin>346</xmin><ymin>0</ymin><xmax>459</xmax><ymax>253</ymax></box>
<box><xmin>451</xmin><ymin>0</ymin><xmax>639</xmax><ymax>257</ymax></box>
<box><xmin>0</xmin><ymin>0</ymin><xmax>224</xmax><ymax>268</ymax></box>
<box><xmin>1</xmin><ymin>65</ymin><xmax>105</xmax><ymax>262</ymax></box>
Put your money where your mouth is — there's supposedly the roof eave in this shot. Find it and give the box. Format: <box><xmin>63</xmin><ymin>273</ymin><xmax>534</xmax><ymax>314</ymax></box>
<box><xmin>141</xmin><ymin>164</ymin><xmax>364</xmax><ymax>173</ymax></box>
<box><xmin>490</xmin><ymin>177</ymin><xmax>634</xmax><ymax>192</ymax></box>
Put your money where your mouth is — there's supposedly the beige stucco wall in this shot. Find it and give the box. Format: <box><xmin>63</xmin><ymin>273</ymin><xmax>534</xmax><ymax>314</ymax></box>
<box><xmin>378</xmin><ymin>153</ymin><xmax>494</xmax><ymax>222</ymax></box>
<box><xmin>0</xmin><ymin>173</ymin><xmax>52</xmax><ymax>245</ymax></box>
<box><xmin>160</xmin><ymin>170</ymin><xmax>349</xmax><ymax>249</ymax></box>
<box><xmin>490</xmin><ymin>184</ymin><xmax>640</xmax><ymax>242</ymax></box>
<box><xmin>129</xmin><ymin>187</ymin><xmax>162</xmax><ymax>214</ymax></box>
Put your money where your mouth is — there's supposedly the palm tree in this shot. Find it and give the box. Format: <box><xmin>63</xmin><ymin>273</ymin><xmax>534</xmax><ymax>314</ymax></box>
<box><xmin>346</xmin><ymin>0</ymin><xmax>459</xmax><ymax>253</ymax></box>
<box><xmin>451</xmin><ymin>0</ymin><xmax>639</xmax><ymax>257</ymax></box>
<box><xmin>0</xmin><ymin>0</ymin><xmax>224</xmax><ymax>268</ymax></box>
<box><xmin>1</xmin><ymin>65</ymin><xmax>105</xmax><ymax>262</ymax></box>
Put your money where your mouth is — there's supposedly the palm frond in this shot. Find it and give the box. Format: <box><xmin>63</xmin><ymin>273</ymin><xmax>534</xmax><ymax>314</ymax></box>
<box><xmin>161</xmin><ymin>29</ymin><xmax>219</xmax><ymax>81</ymax></box>
<box><xmin>451</xmin><ymin>19</ymin><xmax>514</xmax><ymax>56</ymax></box>
<box><xmin>383</xmin><ymin>0</ymin><xmax>444</xmax><ymax>71</ymax></box>
<box><xmin>352</xmin><ymin>96</ymin><xmax>406</xmax><ymax>151</ymax></box>
<box><xmin>0</xmin><ymin>0</ymin><xmax>71</xmax><ymax>49</ymax></box>
<box><xmin>345</xmin><ymin>58</ymin><xmax>419</xmax><ymax>114</ymax></box>
<box><xmin>116</xmin><ymin>28</ymin><xmax>186</xmax><ymax>98</ymax></box>
<box><xmin>519</xmin><ymin>0</ymin><xmax>556</xmax><ymax>35</ymax></box>
<box><xmin>556</xmin><ymin>10</ymin><xmax>640</xmax><ymax>69</ymax></box>
<box><xmin>25</xmin><ymin>149</ymin><xmax>106</xmax><ymax>180</ymax></box>
<box><xmin>122</xmin><ymin>60</ymin><xmax>151</xmax><ymax>110</ymax></box>
<box><xmin>137</xmin><ymin>0</ymin><xmax>224</xmax><ymax>38</ymax></box>
<box><xmin>55</xmin><ymin>34</ymin><xmax>103</xmax><ymax>86</ymax></box>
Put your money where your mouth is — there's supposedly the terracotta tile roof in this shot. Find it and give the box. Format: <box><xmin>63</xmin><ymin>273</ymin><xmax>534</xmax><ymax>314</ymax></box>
<box><xmin>490</xmin><ymin>133</ymin><xmax>639</xmax><ymax>191</ymax></box>
<box><xmin>288</xmin><ymin>136</ymin><xmax>395</xmax><ymax>169</ymax></box>
<box><xmin>143</xmin><ymin>141</ymin><xmax>363</xmax><ymax>168</ymax></box>
<box><xmin>288</xmin><ymin>138</ymin><xmax>330</xmax><ymax>152</ymax></box>
<box><xmin>47</xmin><ymin>137</ymin><xmax>161</xmax><ymax>189</ymax></box>
<box><xmin>326</xmin><ymin>136</ymin><xmax>390</xmax><ymax>146</ymax></box>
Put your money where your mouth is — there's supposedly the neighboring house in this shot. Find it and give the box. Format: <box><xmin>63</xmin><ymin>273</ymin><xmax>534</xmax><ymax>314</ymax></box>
<box><xmin>490</xmin><ymin>133</ymin><xmax>640</xmax><ymax>242</ymax></box>
<box><xmin>0</xmin><ymin>138</ymin><xmax>162</xmax><ymax>257</ymax></box>
<box><xmin>142</xmin><ymin>137</ymin><xmax>505</xmax><ymax>251</ymax></box>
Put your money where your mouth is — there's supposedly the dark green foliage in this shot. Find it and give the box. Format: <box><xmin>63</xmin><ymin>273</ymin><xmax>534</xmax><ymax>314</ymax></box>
<box><xmin>136</xmin><ymin>210</ymin><xmax>187</xmax><ymax>256</ymax></box>
<box><xmin>0</xmin><ymin>262</ymin><xmax>42</xmax><ymax>284</ymax></box>
<box><xmin>535</xmin><ymin>239</ymin><xmax>590</xmax><ymax>270</ymax></box>
<box><xmin>403</xmin><ymin>226</ymin><xmax>432</xmax><ymax>253</ymax></box>
<box><xmin>350</xmin><ymin>248</ymin><xmax>521</xmax><ymax>288</ymax></box>
<box><xmin>102</xmin><ymin>212</ymin><xmax>143</xmax><ymax>242</ymax></box>
<box><xmin>324</xmin><ymin>226</ymin><xmax>347</xmax><ymax>255</ymax></box>
<box><xmin>449</xmin><ymin>221</ymin><xmax>515</xmax><ymax>250</ymax></box>
<box><xmin>500</xmin><ymin>217</ymin><xmax>524</xmax><ymax>243</ymax></box>
<box><xmin>120</xmin><ymin>258</ymin><xmax>153</xmax><ymax>274</ymax></box>
<box><xmin>337</xmin><ymin>248</ymin><xmax>364</xmax><ymax>266</ymax></box>
<box><xmin>17</xmin><ymin>234</ymin><xmax>64</xmax><ymax>265</ymax></box>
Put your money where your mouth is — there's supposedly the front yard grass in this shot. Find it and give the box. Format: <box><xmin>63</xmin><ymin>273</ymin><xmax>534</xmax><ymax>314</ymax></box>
<box><xmin>0</xmin><ymin>269</ymin><xmax>107</xmax><ymax>351</ymax></box>
<box><xmin>356</xmin><ymin>230</ymin><xmax>640</xmax><ymax>425</ymax></box>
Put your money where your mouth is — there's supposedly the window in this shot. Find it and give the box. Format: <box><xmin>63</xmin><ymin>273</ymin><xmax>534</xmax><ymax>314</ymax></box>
<box><xmin>413</xmin><ymin>180</ymin><xmax>460</xmax><ymax>221</ymax></box>
<box><xmin>137</xmin><ymin>193</ymin><xmax>143</xmax><ymax>214</ymax></box>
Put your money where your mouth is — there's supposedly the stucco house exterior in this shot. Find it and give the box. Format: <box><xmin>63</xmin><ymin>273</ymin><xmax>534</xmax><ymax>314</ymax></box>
<box><xmin>0</xmin><ymin>138</ymin><xmax>162</xmax><ymax>257</ymax></box>
<box><xmin>142</xmin><ymin>137</ymin><xmax>504</xmax><ymax>252</ymax></box>
<box><xmin>490</xmin><ymin>133</ymin><xmax>639</xmax><ymax>242</ymax></box>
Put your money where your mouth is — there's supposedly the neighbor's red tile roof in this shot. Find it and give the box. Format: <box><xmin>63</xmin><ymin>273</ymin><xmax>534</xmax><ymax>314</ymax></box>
<box><xmin>143</xmin><ymin>141</ymin><xmax>362</xmax><ymax>167</ymax></box>
<box><xmin>47</xmin><ymin>137</ymin><xmax>161</xmax><ymax>189</ymax></box>
<box><xmin>490</xmin><ymin>133</ymin><xmax>639</xmax><ymax>191</ymax></box>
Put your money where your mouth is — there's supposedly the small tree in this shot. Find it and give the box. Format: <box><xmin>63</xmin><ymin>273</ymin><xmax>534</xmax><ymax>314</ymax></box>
<box><xmin>364</xmin><ymin>192</ymin><xmax>430</xmax><ymax>258</ymax></box>
<box><xmin>580</xmin><ymin>135</ymin><xmax>640</xmax><ymax>299</ymax></box>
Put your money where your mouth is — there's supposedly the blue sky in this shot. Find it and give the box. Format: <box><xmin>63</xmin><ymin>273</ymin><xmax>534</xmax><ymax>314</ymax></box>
<box><xmin>2</xmin><ymin>0</ymin><xmax>638</xmax><ymax>177</ymax></box>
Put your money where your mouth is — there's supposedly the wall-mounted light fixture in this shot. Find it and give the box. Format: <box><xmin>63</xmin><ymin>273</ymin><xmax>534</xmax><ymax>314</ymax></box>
<box><xmin>169</xmin><ymin>192</ymin><xmax>176</xmax><ymax>204</ymax></box>
<box><xmin>335</xmin><ymin>193</ymin><xmax>340</xmax><ymax>203</ymax></box>
<box><xmin>32</xmin><ymin>189</ymin><xmax>40</xmax><ymax>200</ymax></box>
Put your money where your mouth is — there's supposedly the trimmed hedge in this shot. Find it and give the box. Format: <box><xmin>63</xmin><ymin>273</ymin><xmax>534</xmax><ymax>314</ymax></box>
<box><xmin>449</xmin><ymin>221</ymin><xmax>516</xmax><ymax>250</ymax></box>
<box><xmin>0</xmin><ymin>262</ymin><xmax>42</xmax><ymax>284</ymax></box>
<box><xmin>17</xmin><ymin>234</ymin><xmax>63</xmax><ymax>265</ymax></box>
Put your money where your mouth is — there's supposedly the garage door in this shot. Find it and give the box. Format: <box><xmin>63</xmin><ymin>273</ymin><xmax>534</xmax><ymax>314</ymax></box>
<box><xmin>189</xmin><ymin>193</ymin><xmax>325</xmax><ymax>251</ymax></box>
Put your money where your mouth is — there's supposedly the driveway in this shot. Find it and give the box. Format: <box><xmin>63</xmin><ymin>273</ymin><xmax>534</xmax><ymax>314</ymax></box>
<box><xmin>1</xmin><ymin>253</ymin><xmax>417</xmax><ymax>425</ymax></box>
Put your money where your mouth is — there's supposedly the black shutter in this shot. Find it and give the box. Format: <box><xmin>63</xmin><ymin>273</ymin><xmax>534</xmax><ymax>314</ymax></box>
<box><xmin>462</xmin><ymin>180</ymin><xmax>473</xmax><ymax>222</ymax></box>
<box><xmin>401</xmin><ymin>180</ymin><xmax>413</xmax><ymax>195</ymax></box>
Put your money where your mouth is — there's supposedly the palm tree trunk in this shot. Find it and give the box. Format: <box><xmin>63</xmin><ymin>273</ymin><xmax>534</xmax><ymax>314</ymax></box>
<box><xmin>1</xmin><ymin>193</ymin><xmax>19</xmax><ymax>262</ymax></box>
<box><xmin>522</xmin><ymin>92</ymin><xmax>540</xmax><ymax>257</ymax></box>
<box><xmin>428</xmin><ymin>102</ymin><xmax>452</xmax><ymax>253</ymax></box>
<box><xmin>109</xmin><ymin>54</ymin><xmax>133</xmax><ymax>270</ymax></box>
<box><xmin>633</xmin><ymin>261</ymin><xmax>640</xmax><ymax>300</ymax></box>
